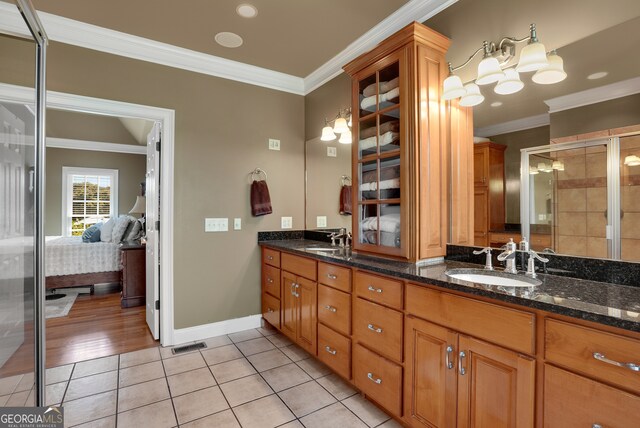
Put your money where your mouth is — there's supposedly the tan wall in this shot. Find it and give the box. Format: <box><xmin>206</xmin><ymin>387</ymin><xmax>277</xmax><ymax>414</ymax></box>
<box><xmin>45</xmin><ymin>148</ymin><xmax>146</xmax><ymax>235</ymax></box>
<box><xmin>47</xmin><ymin>109</ymin><xmax>140</xmax><ymax>144</ymax></box>
<box><xmin>0</xmin><ymin>37</ymin><xmax>305</xmax><ymax>329</ymax></box>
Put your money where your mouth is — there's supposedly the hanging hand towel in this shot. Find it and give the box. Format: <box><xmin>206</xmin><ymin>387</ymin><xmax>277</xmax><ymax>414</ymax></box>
<box><xmin>339</xmin><ymin>185</ymin><xmax>352</xmax><ymax>215</ymax></box>
<box><xmin>251</xmin><ymin>180</ymin><xmax>273</xmax><ymax>216</ymax></box>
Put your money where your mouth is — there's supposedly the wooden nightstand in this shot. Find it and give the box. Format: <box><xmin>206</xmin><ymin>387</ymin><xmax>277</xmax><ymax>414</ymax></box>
<box><xmin>120</xmin><ymin>242</ymin><xmax>146</xmax><ymax>308</ymax></box>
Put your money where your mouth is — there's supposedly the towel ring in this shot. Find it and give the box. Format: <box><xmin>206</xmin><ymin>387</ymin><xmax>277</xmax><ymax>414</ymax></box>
<box><xmin>340</xmin><ymin>175</ymin><xmax>352</xmax><ymax>186</ymax></box>
<box><xmin>250</xmin><ymin>168</ymin><xmax>267</xmax><ymax>182</ymax></box>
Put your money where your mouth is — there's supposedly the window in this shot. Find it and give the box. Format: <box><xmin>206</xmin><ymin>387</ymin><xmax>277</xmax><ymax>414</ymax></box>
<box><xmin>62</xmin><ymin>167</ymin><xmax>118</xmax><ymax>236</ymax></box>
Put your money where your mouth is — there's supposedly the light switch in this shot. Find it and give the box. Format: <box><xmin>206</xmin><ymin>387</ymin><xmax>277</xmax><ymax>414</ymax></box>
<box><xmin>281</xmin><ymin>216</ymin><xmax>292</xmax><ymax>229</ymax></box>
<box><xmin>234</xmin><ymin>218</ymin><xmax>241</xmax><ymax>230</ymax></box>
<box><xmin>316</xmin><ymin>216</ymin><xmax>327</xmax><ymax>228</ymax></box>
<box><xmin>268</xmin><ymin>138</ymin><xmax>280</xmax><ymax>150</ymax></box>
<box><xmin>205</xmin><ymin>218</ymin><xmax>228</xmax><ymax>232</ymax></box>
<box><xmin>327</xmin><ymin>147</ymin><xmax>337</xmax><ymax>157</ymax></box>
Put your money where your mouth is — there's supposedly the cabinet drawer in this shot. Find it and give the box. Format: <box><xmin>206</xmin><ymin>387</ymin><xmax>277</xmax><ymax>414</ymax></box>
<box><xmin>281</xmin><ymin>253</ymin><xmax>317</xmax><ymax>281</ymax></box>
<box><xmin>263</xmin><ymin>248</ymin><xmax>280</xmax><ymax>268</ymax></box>
<box><xmin>318</xmin><ymin>284</ymin><xmax>351</xmax><ymax>336</ymax></box>
<box><xmin>544</xmin><ymin>364</ymin><xmax>640</xmax><ymax>427</ymax></box>
<box><xmin>318</xmin><ymin>262</ymin><xmax>351</xmax><ymax>293</ymax></box>
<box><xmin>262</xmin><ymin>292</ymin><xmax>280</xmax><ymax>329</ymax></box>
<box><xmin>545</xmin><ymin>318</ymin><xmax>640</xmax><ymax>392</ymax></box>
<box><xmin>317</xmin><ymin>323</ymin><xmax>351</xmax><ymax>380</ymax></box>
<box><xmin>353</xmin><ymin>343</ymin><xmax>402</xmax><ymax>417</ymax></box>
<box><xmin>262</xmin><ymin>264</ymin><xmax>280</xmax><ymax>299</ymax></box>
<box><xmin>355</xmin><ymin>271</ymin><xmax>403</xmax><ymax>310</ymax></box>
<box><xmin>353</xmin><ymin>297</ymin><xmax>403</xmax><ymax>363</ymax></box>
<box><xmin>406</xmin><ymin>284</ymin><xmax>535</xmax><ymax>355</ymax></box>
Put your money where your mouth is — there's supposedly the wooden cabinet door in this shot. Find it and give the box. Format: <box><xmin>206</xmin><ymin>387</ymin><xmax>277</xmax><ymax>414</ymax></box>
<box><xmin>473</xmin><ymin>147</ymin><xmax>488</xmax><ymax>186</ymax></box>
<box><xmin>404</xmin><ymin>316</ymin><xmax>458</xmax><ymax>428</ymax></box>
<box><xmin>457</xmin><ymin>335</ymin><xmax>535</xmax><ymax>428</ymax></box>
<box><xmin>296</xmin><ymin>276</ymin><xmax>317</xmax><ymax>355</ymax></box>
<box><xmin>474</xmin><ymin>187</ymin><xmax>489</xmax><ymax>247</ymax></box>
<box><xmin>281</xmin><ymin>271</ymin><xmax>297</xmax><ymax>341</ymax></box>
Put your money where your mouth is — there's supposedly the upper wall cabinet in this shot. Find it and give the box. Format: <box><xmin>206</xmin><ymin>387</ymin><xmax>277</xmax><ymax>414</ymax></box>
<box><xmin>344</xmin><ymin>22</ymin><xmax>455</xmax><ymax>261</ymax></box>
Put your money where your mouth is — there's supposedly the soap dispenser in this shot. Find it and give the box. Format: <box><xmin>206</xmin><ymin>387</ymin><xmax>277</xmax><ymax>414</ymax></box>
<box><xmin>519</xmin><ymin>237</ymin><xmax>529</xmax><ymax>271</ymax></box>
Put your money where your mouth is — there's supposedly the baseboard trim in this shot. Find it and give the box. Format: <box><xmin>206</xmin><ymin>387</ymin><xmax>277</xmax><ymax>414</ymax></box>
<box><xmin>171</xmin><ymin>314</ymin><xmax>262</xmax><ymax>346</ymax></box>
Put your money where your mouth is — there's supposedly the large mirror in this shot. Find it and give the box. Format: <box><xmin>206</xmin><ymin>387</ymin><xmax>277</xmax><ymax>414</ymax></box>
<box><xmin>304</xmin><ymin>6</ymin><xmax>640</xmax><ymax>261</ymax></box>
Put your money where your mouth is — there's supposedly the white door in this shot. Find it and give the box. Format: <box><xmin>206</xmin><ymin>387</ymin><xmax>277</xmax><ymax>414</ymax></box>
<box><xmin>145</xmin><ymin>122</ymin><xmax>161</xmax><ymax>339</ymax></box>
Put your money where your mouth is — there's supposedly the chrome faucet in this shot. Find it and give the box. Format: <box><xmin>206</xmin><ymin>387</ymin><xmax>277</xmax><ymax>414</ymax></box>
<box><xmin>329</xmin><ymin>228</ymin><xmax>348</xmax><ymax>248</ymax></box>
<box><xmin>473</xmin><ymin>247</ymin><xmax>494</xmax><ymax>270</ymax></box>
<box><xmin>497</xmin><ymin>238</ymin><xmax>518</xmax><ymax>274</ymax></box>
<box><xmin>526</xmin><ymin>249</ymin><xmax>549</xmax><ymax>278</ymax></box>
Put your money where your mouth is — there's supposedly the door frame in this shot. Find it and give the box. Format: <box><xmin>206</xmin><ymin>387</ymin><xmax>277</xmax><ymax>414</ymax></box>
<box><xmin>0</xmin><ymin>82</ymin><xmax>177</xmax><ymax>345</ymax></box>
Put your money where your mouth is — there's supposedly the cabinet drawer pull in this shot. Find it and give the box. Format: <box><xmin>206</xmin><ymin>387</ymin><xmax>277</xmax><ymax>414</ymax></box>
<box><xmin>592</xmin><ymin>425</ymin><xmax>603</xmax><ymax>428</ymax></box>
<box><xmin>459</xmin><ymin>351</ymin><xmax>467</xmax><ymax>375</ymax></box>
<box><xmin>324</xmin><ymin>305</ymin><xmax>337</xmax><ymax>313</ymax></box>
<box><xmin>267</xmin><ymin>278</ymin><xmax>274</xmax><ymax>283</ymax></box>
<box><xmin>367</xmin><ymin>373</ymin><xmax>382</xmax><ymax>384</ymax></box>
<box><xmin>267</xmin><ymin>255</ymin><xmax>273</xmax><ymax>260</ymax></box>
<box><xmin>367</xmin><ymin>285</ymin><xmax>382</xmax><ymax>293</ymax></box>
<box><xmin>325</xmin><ymin>346</ymin><xmax>337</xmax><ymax>355</ymax></box>
<box><xmin>593</xmin><ymin>352</ymin><xmax>640</xmax><ymax>372</ymax></box>
<box><xmin>327</xmin><ymin>273</ymin><xmax>338</xmax><ymax>280</ymax></box>
<box><xmin>291</xmin><ymin>282</ymin><xmax>299</xmax><ymax>297</ymax></box>
<box><xmin>445</xmin><ymin>345</ymin><xmax>454</xmax><ymax>369</ymax></box>
<box><xmin>367</xmin><ymin>323</ymin><xmax>383</xmax><ymax>334</ymax></box>
<box><xmin>267</xmin><ymin>308</ymin><xmax>274</xmax><ymax>313</ymax></box>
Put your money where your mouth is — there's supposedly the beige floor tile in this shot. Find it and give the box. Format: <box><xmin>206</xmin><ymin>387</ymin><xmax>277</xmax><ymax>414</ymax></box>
<box><xmin>235</xmin><ymin>337</ymin><xmax>276</xmax><ymax>356</ymax></box>
<box><xmin>246</xmin><ymin>349</ymin><xmax>292</xmax><ymax>372</ymax></box>
<box><xmin>65</xmin><ymin>370</ymin><xmax>118</xmax><ymax>402</ymax></box>
<box><xmin>15</xmin><ymin>372</ymin><xmax>34</xmax><ymax>392</ymax></box>
<box><xmin>279</xmin><ymin>421</ymin><xmax>304</xmax><ymax>428</ymax></box>
<box><xmin>167</xmin><ymin>367</ymin><xmax>216</xmax><ymax>397</ymax></box>
<box><xmin>63</xmin><ymin>390</ymin><xmax>117</xmax><ymax>427</ymax></box>
<box><xmin>162</xmin><ymin>352</ymin><xmax>206</xmax><ymax>376</ymax></box>
<box><xmin>201</xmin><ymin>344</ymin><xmax>243</xmax><ymax>366</ymax></box>
<box><xmin>117</xmin><ymin>399</ymin><xmax>176</xmax><ymax>428</ymax></box>
<box><xmin>209</xmin><ymin>358</ymin><xmax>256</xmax><ymax>384</ymax></box>
<box><xmin>377</xmin><ymin>418</ymin><xmax>404</xmax><ymax>427</ymax></box>
<box><xmin>159</xmin><ymin>342</ymin><xmax>200</xmax><ymax>359</ymax></box>
<box><xmin>72</xmin><ymin>355</ymin><xmax>119</xmax><ymax>379</ymax></box>
<box><xmin>202</xmin><ymin>335</ymin><xmax>233</xmax><ymax>349</ymax></box>
<box><xmin>119</xmin><ymin>347</ymin><xmax>161</xmax><ymax>369</ymax></box>
<box><xmin>46</xmin><ymin>364</ymin><xmax>73</xmax><ymax>385</ymax></box>
<box><xmin>172</xmin><ymin>386</ymin><xmax>229</xmax><ymax>425</ymax></box>
<box><xmin>228</xmin><ymin>329</ymin><xmax>263</xmax><ymax>343</ymax></box>
<box><xmin>300</xmin><ymin>402</ymin><xmax>367</xmax><ymax>428</ymax></box>
<box><xmin>6</xmin><ymin>390</ymin><xmax>30</xmax><ymax>406</ymax></box>
<box><xmin>44</xmin><ymin>382</ymin><xmax>68</xmax><ymax>406</ymax></box>
<box><xmin>0</xmin><ymin>395</ymin><xmax>9</xmax><ymax>406</ymax></box>
<box><xmin>71</xmin><ymin>414</ymin><xmax>116</xmax><ymax>428</ymax></box>
<box><xmin>219</xmin><ymin>374</ymin><xmax>273</xmax><ymax>407</ymax></box>
<box><xmin>261</xmin><ymin>363</ymin><xmax>311</xmax><ymax>392</ymax></box>
<box><xmin>0</xmin><ymin>374</ymin><xmax>22</xmax><ymax>396</ymax></box>
<box><xmin>316</xmin><ymin>373</ymin><xmax>357</xmax><ymax>400</ymax></box>
<box><xmin>117</xmin><ymin>378</ymin><xmax>170</xmax><ymax>412</ymax></box>
<box><xmin>181</xmin><ymin>409</ymin><xmax>240</xmax><ymax>428</ymax></box>
<box><xmin>343</xmin><ymin>394</ymin><xmax>390</xmax><ymax>427</ymax></box>
<box><xmin>278</xmin><ymin>380</ymin><xmax>336</xmax><ymax>417</ymax></box>
<box><xmin>296</xmin><ymin>358</ymin><xmax>331</xmax><ymax>379</ymax></box>
<box><xmin>119</xmin><ymin>360</ymin><xmax>165</xmax><ymax>388</ymax></box>
<box><xmin>232</xmin><ymin>395</ymin><xmax>295</xmax><ymax>428</ymax></box>
<box><xmin>266</xmin><ymin>333</ymin><xmax>294</xmax><ymax>348</ymax></box>
<box><xmin>256</xmin><ymin>326</ymin><xmax>279</xmax><ymax>337</ymax></box>
<box><xmin>280</xmin><ymin>344</ymin><xmax>310</xmax><ymax>362</ymax></box>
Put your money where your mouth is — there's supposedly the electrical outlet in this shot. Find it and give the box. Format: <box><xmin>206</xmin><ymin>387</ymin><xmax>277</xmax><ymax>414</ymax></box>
<box><xmin>327</xmin><ymin>147</ymin><xmax>337</xmax><ymax>157</ymax></box>
<box><xmin>234</xmin><ymin>218</ymin><xmax>241</xmax><ymax>230</ymax></box>
<box><xmin>316</xmin><ymin>216</ymin><xmax>327</xmax><ymax>228</ymax></box>
<box><xmin>281</xmin><ymin>216</ymin><xmax>292</xmax><ymax>229</ymax></box>
<box><xmin>205</xmin><ymin>218</ymin><xmax>228</xmax><ymax>232</ymax></box>
<box><xmin>268</xmin><ymin>138</ymin><xmax>280</xmax><ymax>151</ymax></box>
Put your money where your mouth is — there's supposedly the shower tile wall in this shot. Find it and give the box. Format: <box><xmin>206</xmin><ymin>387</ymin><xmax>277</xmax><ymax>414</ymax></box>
<box><xmin>620</xmin><ymin>135</ymin><xmax>640</xmax><ymax>261</ymax></box>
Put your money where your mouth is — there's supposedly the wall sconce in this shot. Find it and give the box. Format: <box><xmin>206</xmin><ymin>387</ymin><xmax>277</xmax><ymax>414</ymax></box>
<box><xmin>321</xmin><ymin>108</ymin><xmax>352</xmax><ymax>143</ymax></box>
<box><xmin>443</xmin><ymin>24</ymin><xmax>567</xmax><ymax>107</ymax></box>
<box><xmin>624</xmin><ymin>155</ymin><xmax>640</xmax><ymax>166</ymax></box>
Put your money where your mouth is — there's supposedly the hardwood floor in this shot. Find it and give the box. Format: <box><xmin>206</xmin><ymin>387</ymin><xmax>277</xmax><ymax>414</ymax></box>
<box><xmin>0</xmin><ymin>286</ymin><xmax>157</xmax><ymax>378</ymax></box>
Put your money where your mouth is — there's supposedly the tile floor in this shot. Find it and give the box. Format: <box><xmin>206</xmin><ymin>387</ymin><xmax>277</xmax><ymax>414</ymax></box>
<box><xmin>0</xmin><ymin>327</ymin><xmax>403</xmax><ymax>428</ymax></box>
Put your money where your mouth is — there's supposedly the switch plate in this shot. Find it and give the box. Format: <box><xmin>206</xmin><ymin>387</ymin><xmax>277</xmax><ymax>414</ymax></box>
<box><xmin>327</xmin><ymin>147</ymin><xmax>337</xmax><ymax>157</ymax></box>
<box><xmin>205</xmin><ymin>218</ymin><xmax>228</xmax><ymax>232</ymax></box>
<box><xmin>234</xmin><ymin>217</ymin><xmax>241</xmax><ymax>230</ymax></box>
<box><xmin>316</xmin><ymin>216</ymin><xmax>327</xmax><ymax>228</ymax></box>
<box><xmin>268</xmin><ymin>138</ymin><xmax>280</xmax><ymax>151</ymax></box>
<box><xmin>281</xmin><ymin>216</ymin><xmax>292</xmax><ymax>229</ymax></box>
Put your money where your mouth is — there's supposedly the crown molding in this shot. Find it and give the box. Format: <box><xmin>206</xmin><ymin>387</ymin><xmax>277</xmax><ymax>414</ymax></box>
<box><xmin>474</xmin><ymin>113</ymin><xmax>550</xmax><ymax>138</ymax></box>
<box><xmin>545</xmin><ymin>77</ymin><xmax>640</xmax><ymax>113</ymax></box>
<box><xmin>47</xmin><ymin>137</ymin><xmax>146</xmax><ymax>154</ymax></box>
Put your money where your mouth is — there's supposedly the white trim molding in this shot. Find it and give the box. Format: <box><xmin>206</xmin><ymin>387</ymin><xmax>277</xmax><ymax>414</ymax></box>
<box><xmin>545</xmin><ymin>77</ymin><xmax>640</xmax><ymax>113</ymax></box>
<box><xmin>474</xmin><ymin>113</ymin><xmax>550</xmax><ymax>138</ymax></box>
<box><xmin>47</xmin><ymin>137</ymin><xmax>147</xmax><ymax>154</ymax></box>
<box><xmin>172</xmin><ymin>314</ymin><xmax>262</xmax><ymax>346</ymax></box>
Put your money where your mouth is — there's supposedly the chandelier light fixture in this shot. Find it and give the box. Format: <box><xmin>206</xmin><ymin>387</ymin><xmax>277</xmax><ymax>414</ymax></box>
<box><xmin>443</xmin><ymin>24</ymin><xmax>567</xmax><ymax>107</ymax></box>
<box><xmin>321</xmin><ymin>108</ymin><xmax>352</xmax><ymax>144</ymax></box>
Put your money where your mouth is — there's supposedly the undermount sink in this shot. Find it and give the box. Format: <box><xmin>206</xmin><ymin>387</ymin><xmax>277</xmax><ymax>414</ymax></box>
<box><xmin>445</xmin><ymin>268</ymin><xmax>541</xmax><ymax>287</ymax></box>
<box><xmin>304</xmin><ymin>247</ymin><xmax>343</xmax><ymax>252</ymax></box>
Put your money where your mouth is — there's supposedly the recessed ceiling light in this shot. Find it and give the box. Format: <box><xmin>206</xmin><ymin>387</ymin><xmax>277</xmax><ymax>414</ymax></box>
<box><xmin>491</xmin><ymin>101</ymin><xmax>503</xmax><ymax>107</ymax></box>
<box><xmin>215</xmin><ymin>32</ymin><xmax>243</xmax><ymax>48</ymax></box>
<box><xmin>236</xmin><ymin>4</ymin><xmax>258</xmax><ymax>18</ymax></box>
<box><xmin>587</xmin><ymin>71</ymin><xmax>608</xmax><ymax>80</ymax></box>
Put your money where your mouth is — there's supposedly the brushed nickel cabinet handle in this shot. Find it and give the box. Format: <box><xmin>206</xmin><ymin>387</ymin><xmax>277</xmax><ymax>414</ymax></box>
<box><xmin>267</xmin><ymin>308</ymin><xmax>274</xmax><ymax>313</ymax></box>
<box><xmin>445</xmin><ymin>345</ymin><xmax>454</xmax><ymax>369</ymax></box>
<box><xmin>593</xmin><ymin>352</ymin><xmax>640</xmax><ymax>372</ymax></box>
<box><xmin>324</xmin><ymin>305</ymin><xmax>337</xmax><ymax>313</ymax></box>
<box><xmin>592</xmin><ymin>424</ymin><xmax>603</xmax><ymax>428</ymax></box>
<box><xmin>325</xmin><ymin>346</ymin><xmax>337</xmax><ymax>355</ymax></box>
<box><xmin>367</xmin><ymin>373</ymin><xmax>382</xmax><ymax>384</ymax></box>
<box><xmin>459</xmin><ymin>351</ymin><xmax>467</xmax><ymax>375</ymax></box>
<box><xmin>267</xmin><ymin>278</ymin><xmax>274</xmax><ymax>283</ymax></box>
<box><xmin>367</xmin><ymin>285</ymin><xmax>382</xmax><ymax>293</ymax></box>
<box><xmin>327</xmin><ymin>273</ymin><xmax>338</xmax><ymax>280</ymax></box>
<box><xmin>367</xmin><ymin>323</ymin><xmax>383</xmax><ymax>334</ymax></box>
<box><xmin>267</xmin><ymin>255</ymin><xmax>273</xmax><ymax>260</ymax></box>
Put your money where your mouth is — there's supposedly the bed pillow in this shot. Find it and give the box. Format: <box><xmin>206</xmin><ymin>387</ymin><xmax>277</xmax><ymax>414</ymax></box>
<box><xmin>112</xmin><ymin>215</ymin><xmax>133</xmax><ymax>243</ymax></box>
<box><xmin>81</xmin><ymin>223</ymin><xmax>102</xmax><ymax>243</ymax></box>
<box><xmin>100</xmin><ymin>218</ymin><xmax>115</xmax><ymax>242</ymax></box>
<box><xmin>122</xmin><ymin>218</ymin><xmax>142</xmax><ymax>242</ymax></box>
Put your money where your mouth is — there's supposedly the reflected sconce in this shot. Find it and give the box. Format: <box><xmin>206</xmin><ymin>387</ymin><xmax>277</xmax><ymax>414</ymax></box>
<box><xmin>529</xmin><ymin>166</ymin><xmax>539</xmax><ymax>175</ymax></box>
<box><xmin>624</xmin><ymin>155</ymin><xmax>640</xmax><ymax>166</ymax></box>
<box><xmin>537</xmin><ymin>162</ymin><xmax>553</xmax><ymax>173</ymax></box>
<box><xmin>442</xmin><ymin>23</ymin><xmax>566</xmax><ymax>107</ymax></box>
<box><xmin>320</xmin><ymin>108</ymin><xmax>352</xmax><ymax>143</ymax></box>
<box><xmin>552</xmin><ymin>160</ymin><xmax>565</xmax><ymax>171</ymax></box>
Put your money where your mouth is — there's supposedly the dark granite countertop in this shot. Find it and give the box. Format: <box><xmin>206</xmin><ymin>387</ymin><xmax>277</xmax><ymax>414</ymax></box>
<box><xmin>259</xmin><ymin>239</ymin><xmax>640</xmax><ymax>333</ymax></box>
